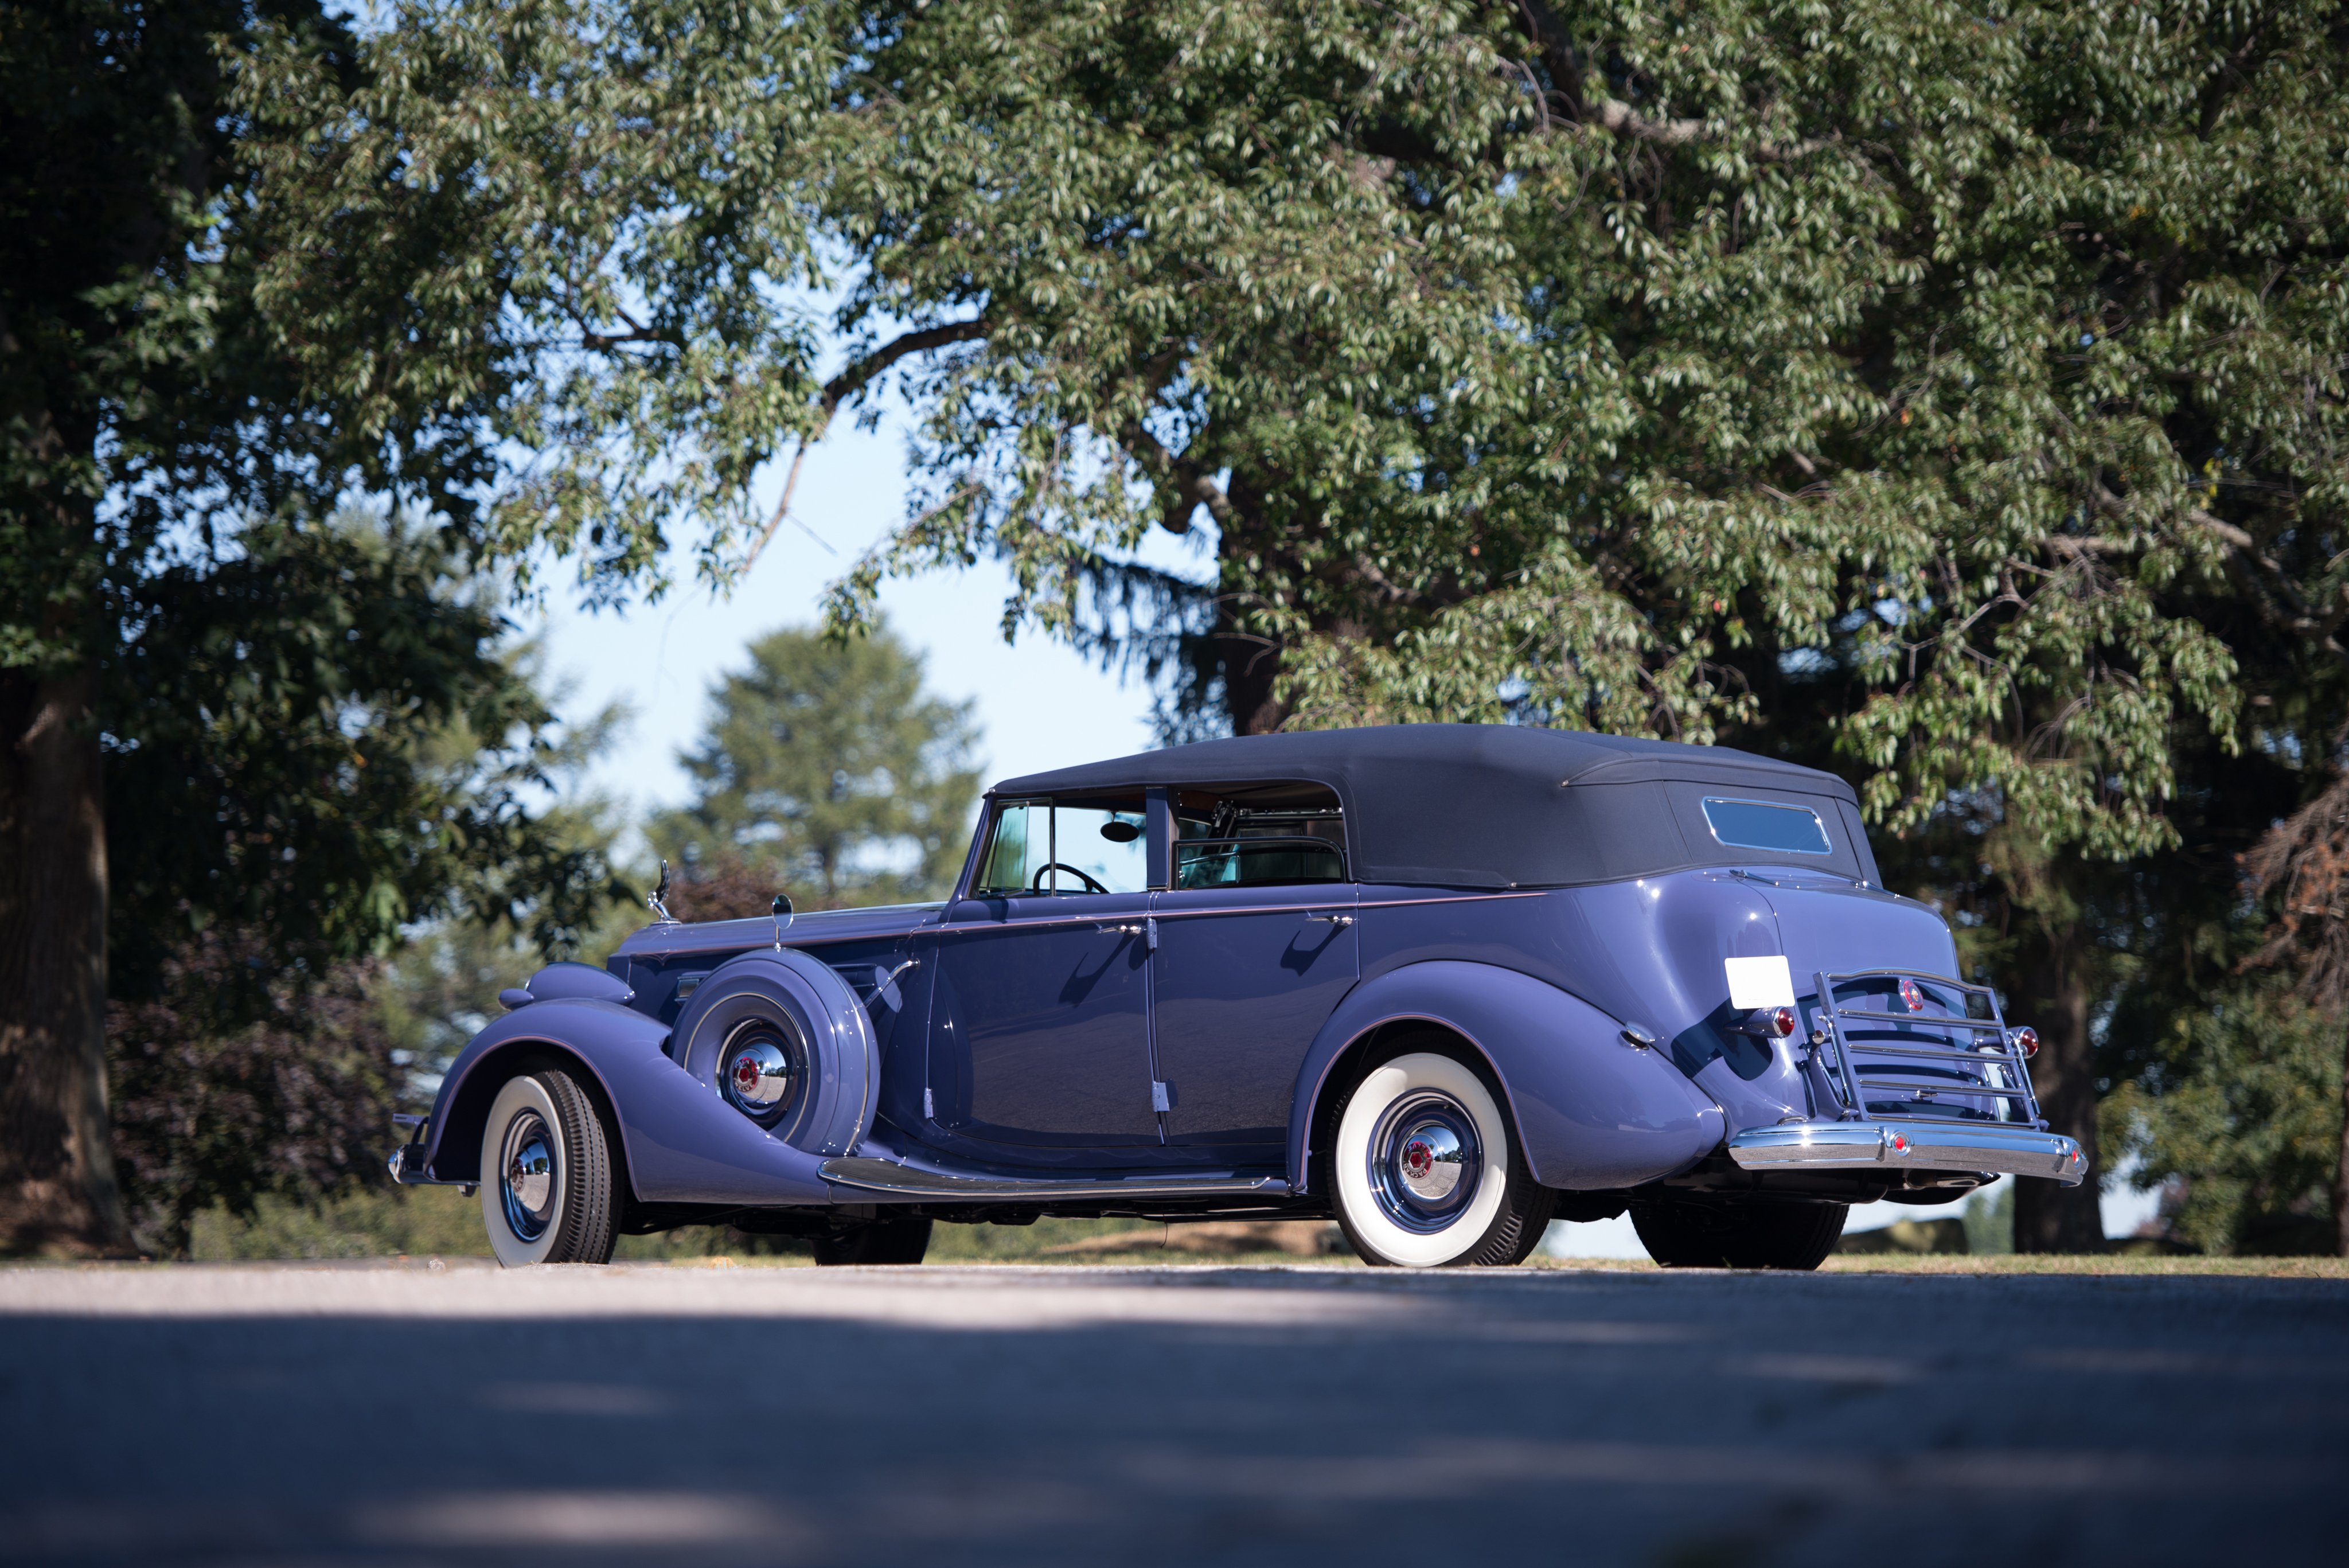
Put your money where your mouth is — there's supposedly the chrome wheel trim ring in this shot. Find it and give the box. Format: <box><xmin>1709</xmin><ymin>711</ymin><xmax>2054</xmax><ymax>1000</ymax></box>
<box><xmin>499</xmin><ymin>1109</ymin><xmax>557</xmax><ymax>1243</ymax></box>
<box><xmin>1367</xmin><ymin>1090</ymin><xmax>1485</xmax><ymax>1234</ymax></box>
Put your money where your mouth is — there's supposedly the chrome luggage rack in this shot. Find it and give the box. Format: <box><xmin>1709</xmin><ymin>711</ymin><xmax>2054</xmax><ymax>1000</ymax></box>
<box><xmin>1804</xmin><ymin>968</ymin><xmax>2045</xmax><ymax>1130</ymax></box>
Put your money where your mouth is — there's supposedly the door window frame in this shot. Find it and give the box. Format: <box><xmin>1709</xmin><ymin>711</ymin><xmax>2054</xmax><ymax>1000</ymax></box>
<box><xmin>961</xmin><ymin>791</ymin><xmax>1163</xmax><ymax>900</ymax></box>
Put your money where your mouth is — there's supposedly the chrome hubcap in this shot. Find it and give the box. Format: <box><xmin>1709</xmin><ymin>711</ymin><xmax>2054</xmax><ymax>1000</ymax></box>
<box><xmin>1368</xmin><ymin>1091</ymin><xmax>1483</xmax><ymax>1233</ymax></box>
<box><xmin>500</xmin><ymin>1110</ymin><xmax>556</xmax><ymax>1243</ymax></box>
<box><xmin>719</xmin><ymin>1020</ymin><xmax>800</xmax><ymax>1122</ymax></box>
<box><xmin>1398</xmin><ymin>1125</ymin><xmax>1465</xmax><ymax>1202</ymax></box>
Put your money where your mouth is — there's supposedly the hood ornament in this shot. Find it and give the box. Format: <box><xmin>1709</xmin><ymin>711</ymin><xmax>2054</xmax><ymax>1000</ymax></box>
<box><xmin>647</xmin><ymin>860</ymin><xmax>677</xmax><ymax>923</ymax></box>
<box><xmin>771</xmin><ymin>892</ymin><xmax>793</xmax><ymax>948</ymax></box>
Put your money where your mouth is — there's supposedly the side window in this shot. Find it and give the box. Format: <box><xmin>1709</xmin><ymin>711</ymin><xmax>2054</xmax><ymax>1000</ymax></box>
<box><xmin>1173</xmin><ymin>784</ymin><xmax>1346</xmax><ymax>889</ymax></box>
<box><xmin>977</xmin><ymin>801</ymin><xmax>1047</xmax><ymax>893</ymax></box>
<box><xmin>972</xmin><ymin>797</ymin><xmax>1148</xmax><ymax>895</ymax></box>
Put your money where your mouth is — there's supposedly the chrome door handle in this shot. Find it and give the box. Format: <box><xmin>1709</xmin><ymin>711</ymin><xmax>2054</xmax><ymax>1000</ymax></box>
<box><xmin>1096</xmin><ymin>923</ymin><xmax>1145</xmax><ymax>934</ymax></box>
<box><xmin>1305</xmin><ymin>912</ymin><xmax>1355</xmax><ymax>927</ymax></box>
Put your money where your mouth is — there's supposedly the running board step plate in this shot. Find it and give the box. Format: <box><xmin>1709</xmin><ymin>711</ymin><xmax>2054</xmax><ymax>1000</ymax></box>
<box><xmin>820</xmin><ymin>1157</ymin><xmax>1289</xmax><ymax>1200</ymax></box>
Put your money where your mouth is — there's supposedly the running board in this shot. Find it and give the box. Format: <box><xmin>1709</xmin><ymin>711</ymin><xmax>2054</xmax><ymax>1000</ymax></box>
<box><xmin>819</xmin><ymin>1157</ymin><xmax>1290</xmax><ymax>1201</ymax></box>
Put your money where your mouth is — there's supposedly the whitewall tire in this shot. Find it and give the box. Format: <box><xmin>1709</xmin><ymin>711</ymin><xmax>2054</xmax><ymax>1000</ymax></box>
<box><xmin>479</xmin><ymin>1070</ymin><xmax>619</xmax><ymax>1267</ymax></box>
<box><xmin>1328</xmin><ymin>1049</ymin><xmax>1554</xmax><ymax>1268</ymax></box>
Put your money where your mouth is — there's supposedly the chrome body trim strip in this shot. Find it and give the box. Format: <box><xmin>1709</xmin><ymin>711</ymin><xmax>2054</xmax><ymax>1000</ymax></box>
<box><xmin>958</xmin><ymin>890</ymin><xmax>1550</xmax><ymax>926</ymax></box>
<box><xmin>1726</xmin><ymin>1120</ymin><xmax>2086</xmax><ymax>1184</ymax></box>
<box><xmin>819</xmin><ymin>1157</ymin><xmax>1290</xmax><ymax>1200</ymax></box>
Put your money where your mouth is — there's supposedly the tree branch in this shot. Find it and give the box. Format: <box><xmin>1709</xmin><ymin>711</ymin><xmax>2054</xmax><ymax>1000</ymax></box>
<box><xmin>821</xmin><ymin>318</ymin><xmax>989</xmax><ymax>420</ymax></box>
<box><xmin>1506</xmin><ymin>0</ymin><xmax>1830</xmax><ymax>162</ymax></box>
<box><xmin>742</xmin><ymin>318</ymin><xmax>991</xmax><ymax>572</ymax></box>
<box><xmin>1121</xmin><ymin>422</ymin><xmax>1234</xmax><ymax>536</ymax></box>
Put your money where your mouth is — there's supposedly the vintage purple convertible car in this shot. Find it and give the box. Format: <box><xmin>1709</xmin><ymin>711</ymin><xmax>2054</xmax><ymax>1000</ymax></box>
<box><xmin>390</xmin><ymin>725</ymin><xmax>2085</xmax><ymax>1269</ymax></box>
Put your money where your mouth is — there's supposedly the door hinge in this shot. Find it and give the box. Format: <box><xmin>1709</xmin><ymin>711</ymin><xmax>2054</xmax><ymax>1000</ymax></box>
<box><xmin>1150</xmin><ymin>1080</ymin><xmax>1172</xmax><ymax>1114</ymax></box>
<box><xmin>923</xmin><ymin>1086</ymin><xmax>937</xmax><ymax>1120</ymax></box>
<box><xmin>1145</xmin><ymin>916</ymin><xmax>1159</xmax><ymax>951</ymax></box>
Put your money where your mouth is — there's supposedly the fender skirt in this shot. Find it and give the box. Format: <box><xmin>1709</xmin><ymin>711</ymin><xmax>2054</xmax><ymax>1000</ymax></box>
<box><xmin>1288</xmin><ymin>960</ymin><xmax>1725</xmax><ymax>1193</ymax></box>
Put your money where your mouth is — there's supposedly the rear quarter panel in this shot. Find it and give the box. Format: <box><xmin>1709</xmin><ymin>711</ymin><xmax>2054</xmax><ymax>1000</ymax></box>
<box><xmin>1287</xmin><ymin>957</ymin><xmax>1725</xmax><ymax>1192</ymax></box>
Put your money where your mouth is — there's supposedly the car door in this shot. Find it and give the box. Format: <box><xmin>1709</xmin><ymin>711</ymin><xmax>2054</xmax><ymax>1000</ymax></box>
<box><xmin>1147</xmin><ymin>786</ymin><xmax>1360</xmax><ymax>1155</ymax></box>
<box><xmin>922</xmin><ymin>796</ymin><xmax>1161</xmax><ymax>1154</ymax></box>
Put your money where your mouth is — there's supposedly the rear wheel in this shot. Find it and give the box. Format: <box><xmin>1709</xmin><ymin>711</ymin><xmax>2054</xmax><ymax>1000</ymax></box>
<box><xmin>1325</xmin><ymin>1048</ymin><xmax>1555</xmax><ymax>1267</ymax></box>
<box><xmin>813</xmin><ymin>1216</ymin><xmax>933</xmax><ymax>1266</ymax></box>
<box><xmin>479</xmin><ymin>1070</ymin><xmax>619</xmax><ymax>1267</ymax></box>
<box><xmin>1629</xmin><ymin>1198</ymin><xmax>1845</xmax><ymax>1270</ymax></box>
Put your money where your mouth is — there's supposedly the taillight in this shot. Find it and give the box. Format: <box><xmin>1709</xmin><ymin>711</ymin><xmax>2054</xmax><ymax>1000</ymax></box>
<box><xmin>1898</xmin><ymin>977</ymin><xmax>1926</xmax><ymax>1012</ymax></box>
<box><xmin>1742</xmin><ymin>1007</ymin><xmax>1797</xmax><ymax>1038</ymax></box>
<box><xmin>2011</xmin><ymin>1025</ymin><xmax>2040</xmax><ymax>1059</ymax></box>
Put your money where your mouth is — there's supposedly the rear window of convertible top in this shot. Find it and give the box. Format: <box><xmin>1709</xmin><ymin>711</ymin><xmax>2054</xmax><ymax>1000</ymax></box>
<box><xmin>1700</xmin><ymin>796</ymin><xmax>1832</xmax><ymax>856</ymax></box>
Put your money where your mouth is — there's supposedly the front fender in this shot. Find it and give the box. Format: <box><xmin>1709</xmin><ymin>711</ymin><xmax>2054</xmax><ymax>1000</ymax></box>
<box><xmin>420</xmin><ymin>997</ymin><xmax>835</xmax><ymax>1206</ymax></box>
<box><xmin>1287</xmin><ymin>961</ymin><xmax>1725</xmax><ymax>1193</ymax></box>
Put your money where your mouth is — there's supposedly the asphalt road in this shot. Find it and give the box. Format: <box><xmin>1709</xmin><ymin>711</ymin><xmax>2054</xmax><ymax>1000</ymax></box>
<box><xmin>1</xmin><ymin>1263</ymin><xmax>2343</xmax><ymax>1567</ymax></box>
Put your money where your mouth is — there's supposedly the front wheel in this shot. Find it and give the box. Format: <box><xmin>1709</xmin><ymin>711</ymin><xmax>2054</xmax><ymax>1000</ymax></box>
<box><xmin>1326</xmin><ymin>1049</ymin><xmax>1555</xmax><ymax>1267</ymax></box>
<box><xmin>479</xmin><ymin>1070</ymin><xmax>619</xmax><ymax>1267</ymax></box>
<box><xmin>1629</xmin><ymin>1198</ymin><xmax>1845</xmax><ymax>1270</ymax></box>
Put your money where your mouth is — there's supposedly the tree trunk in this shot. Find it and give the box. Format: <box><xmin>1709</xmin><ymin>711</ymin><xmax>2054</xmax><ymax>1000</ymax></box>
<box><xmin>1212</xmin><ymin>475</ymin><xmax>1291</xmax><ymax>736</ymax></box>
<box><xmin>2012</xmin><ymin>925</ymin><xmax>2105</xmax><ymax>1253</ymax></box>
<box><xmin>1216</xmin><ymin>622</ymin><xmax>1287</xmax><ymax>736</ymax></box>
<box><xmin>0</xmin><ymin>664</ymin><xmax>128</xmax><ymax>1255</ymax></box>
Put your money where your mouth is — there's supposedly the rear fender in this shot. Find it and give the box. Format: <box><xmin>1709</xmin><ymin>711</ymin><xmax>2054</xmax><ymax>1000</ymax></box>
<box><xmin>1288</xmin><ymin>961</ymin><xmax>1725</xmax><ymax>1193</ymax></box>
<box><xmin>420</xmin><ymin>997</ymin><xmax>835</xmax><ymax>1206</ymax></box>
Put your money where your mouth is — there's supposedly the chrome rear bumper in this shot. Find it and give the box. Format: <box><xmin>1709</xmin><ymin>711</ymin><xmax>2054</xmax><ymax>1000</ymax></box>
<box><xmin>1726</xmin><ymin>1120</ymin><xmax>2086</xmax><ymax>1185</ymax></box>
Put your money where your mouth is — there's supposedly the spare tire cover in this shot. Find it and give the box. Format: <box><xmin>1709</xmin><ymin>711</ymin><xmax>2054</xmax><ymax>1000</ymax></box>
<box><xmin>670</xmin><ymin>949</ymin><xmax>879</xmax><ymax>1157</ymax></box>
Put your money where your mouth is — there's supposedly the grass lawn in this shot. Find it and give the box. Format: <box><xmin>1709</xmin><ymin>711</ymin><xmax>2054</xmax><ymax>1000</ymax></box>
<box><xmin>158</xmin><ymin>1187</ymin><xmax>2346</xmax><ymax>1277</ymax></box>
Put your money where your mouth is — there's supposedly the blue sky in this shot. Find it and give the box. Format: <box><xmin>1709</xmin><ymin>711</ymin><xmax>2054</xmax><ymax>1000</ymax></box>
<box><xmin>533</xmin><ymin>407</ymin><xmax>1207</xmax><ymax>835</ymax></box>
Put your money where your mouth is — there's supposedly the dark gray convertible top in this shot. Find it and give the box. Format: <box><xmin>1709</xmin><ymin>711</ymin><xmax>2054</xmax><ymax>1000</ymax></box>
<box><xmin>992</xmin><ymin>724</ymin><xmax>1877</xmax><ymax>889</ymax></box>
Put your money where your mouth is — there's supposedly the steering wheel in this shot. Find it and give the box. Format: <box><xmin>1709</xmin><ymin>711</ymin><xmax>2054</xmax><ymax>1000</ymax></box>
<box><xmin>1030</xmin><ymin>861</ymin><xmax>1110</xmax><ymax>895</ymax></box>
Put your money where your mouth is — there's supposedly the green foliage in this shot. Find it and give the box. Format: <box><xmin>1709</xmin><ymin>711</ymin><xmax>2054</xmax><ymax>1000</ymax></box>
<box><xmin>652</xmin><ymin>620</ymin><xmax>980</xmax><ymax>905</ymax></box>
<box><xmin>108</xmin><ymin>929</ymin><xmax>400</xmax><ymax>1258</ymax></box>
<box><xmin>254</xmin><ymin>0</ymin><xmax>2347</xmax><ymax>861</ymax></box>
<box><xmin>2105</xmin><ymin>980</ymin><xmax>2346</xmax><ymax>1254</ymax></box>
<box><xmin>236</xmin><ymin>0</ymin><xmax>2349</xmax><ymax>1250</ymax></box>
<box><xmin>233</xmin><ymin>0</ymin><xmax>837</xmax><ymax>598</ymax></box>
<box><xmin>110</xmin><ymin>514</ymin><xmax>631</xmax><ymax>998</ymax></box>
<box><xmin>185</xmin><ymin>1185</ymin><xmax>802</xmax><ymax>1261</ymax></box>
<box><xmin>5</xmin><ymin>0</ymin><xmax>626</xmax><ymax>990</ymax></box>
<box><xmin>1962</xmin><ymin>1184</ymin><xmax>2015</xmax><ymax>1258</ymax></box>
<box><xmin>107</xmin><ymin>618</ymin><xmax>639</xmax><ymax>1258</ymax></box>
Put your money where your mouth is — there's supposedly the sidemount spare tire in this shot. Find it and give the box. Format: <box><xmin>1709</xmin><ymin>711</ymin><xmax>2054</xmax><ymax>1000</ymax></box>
<box><xmin>671</xmin><ymin>948</ymin><xmax>880</xmax><ymax>1157</ymax></box>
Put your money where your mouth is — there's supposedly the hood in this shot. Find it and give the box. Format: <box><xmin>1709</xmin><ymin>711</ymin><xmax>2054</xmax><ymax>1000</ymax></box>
<box><xmin>609</xmin><ymin>901</ymin><xmax>947</xmax><ymax>964</ymax></box>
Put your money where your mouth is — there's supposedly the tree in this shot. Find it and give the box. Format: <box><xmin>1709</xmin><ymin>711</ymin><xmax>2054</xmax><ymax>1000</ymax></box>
<box><xmin>107</xmin><ymin>931</ymin><xmax>400</xmax><ymax>1260</ymax></box>
<box><xmin>654</xmin><ymin>621</ymin><xmax>980</xmax><ymax>907</ymax></box>
<box><xmin>2205</xmin><ymin>774</ymin><xmax>2349</xmax><ymax>1255</ymax></box>
<box><xmin>104</xmin><ymin>610</ymin><xmax>635</xmax><ymax>1258</ymax></box>
<box><xmin>1</xmin><ymin>1</ymin><xmax>644</xmax><ymax>1254</ymax></box>
<box><xmin>243</xmin><ymin>0</ymin><xmax>2349</xmax><ymax>1251</ymax></box>
<box><xmin>813</xmin><ymin>0</ymin><xmax>2347</xmax><ymax>1249</ymax></box>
